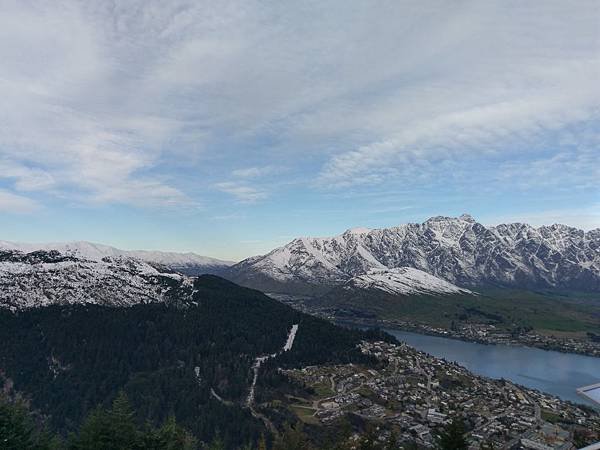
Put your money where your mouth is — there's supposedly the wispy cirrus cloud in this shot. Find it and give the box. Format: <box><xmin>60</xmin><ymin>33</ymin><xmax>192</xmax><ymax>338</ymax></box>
<box><xmin>0</xmin><ymin>0</ymin><xmax>598</xmax><ymax>243</ymax></box>
<box><xmin>231</xmin><ymin>166</ymin><xmax>279</xmax><ymax>179</ymax></box>
<box><xmin>0</xmin><ymin>190</ymin><xmax>39</xmax><ymax>214</ymax></box>
<box><xmin>214</xmin><ymin>182</ymin><xmax>268</xmax><ymax>203</ymax></box>
<box><xmin>317</xmin><ymin>59</ymin><xmax>600</xmax><ymax>188</ymax></box>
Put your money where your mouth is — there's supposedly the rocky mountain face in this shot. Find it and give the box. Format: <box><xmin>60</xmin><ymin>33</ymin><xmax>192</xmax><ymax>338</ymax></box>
<box><xmin>0</xmin><ymin>240</ymin><xmax>234</xmax><ymax>276</ymax></box>
<box><xmin>226</xmin><ymin>214</ymin><xmax>600</xmax><ymax>294</ymax></box>
<box><xmin>0</xmin><ymin>249</ymin><xmax>191</xmax><ymax>310</ymax></box>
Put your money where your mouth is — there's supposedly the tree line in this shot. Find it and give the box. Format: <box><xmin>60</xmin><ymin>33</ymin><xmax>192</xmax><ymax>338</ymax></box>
<box><xmin>1</xmin><ymin>392</ymin><xmax>470</xmax><ymax>450</ymax></box>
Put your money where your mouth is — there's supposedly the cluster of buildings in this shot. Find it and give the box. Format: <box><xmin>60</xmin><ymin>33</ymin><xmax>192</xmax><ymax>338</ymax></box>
<box><xmin>355</xmin><ymin>318</ymin><xmax>600</xmax><ymax>358</ymax></box>
<box><xmin>423</xmin><ymin>322</ymin><xmax>600</xmax><ymax>358</ymax></box>
<box><xmin>283</xmin><ymin>340</ymin><xmax>599</xmax><ymax>449</ymax></box>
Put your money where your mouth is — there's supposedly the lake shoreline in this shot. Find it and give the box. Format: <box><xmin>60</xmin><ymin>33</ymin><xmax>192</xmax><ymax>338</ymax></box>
<box><xmin>376</xmin><ymin>327</ymin><xmax>600</xmax><ymax>408</ymax></box>
<box><xmin>333</xmin><ymin>317</ymin><xmax>600</xmax><ymax>358</ymax></box>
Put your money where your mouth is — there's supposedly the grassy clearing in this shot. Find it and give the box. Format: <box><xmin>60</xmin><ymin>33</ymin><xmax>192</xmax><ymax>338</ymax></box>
<box><xmin>313</xmin><ymin>383</ymin><xmax>334</xmax><ymax>398</ymax></box>
<box><xmin>290</xmin><ymin>405</ymin><xmax>319</xmax><ymax>424</ymax></box>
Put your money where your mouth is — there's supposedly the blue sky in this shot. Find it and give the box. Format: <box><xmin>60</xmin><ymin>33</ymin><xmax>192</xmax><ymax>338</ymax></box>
<box><xmin>0</xmin><ymin>0</ymin><xmax>599</xmax><ymax>260</ymax></box>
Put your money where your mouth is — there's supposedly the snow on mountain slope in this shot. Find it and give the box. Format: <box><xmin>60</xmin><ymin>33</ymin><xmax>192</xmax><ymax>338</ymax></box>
<box><xmin>0</xmin><ymin>240</ymin><xmax>234</xmax><ymax>275</ymax></box>
<box><xmin>0</xmin><ymin>249</ymin><xmax>192</xmax><ymax>310</ymax></box>
<box><xmin>348</xmin><ymin>268</ymin><xmax>473</xmax><ymax>296</ymax></box>
<box><xmin>227</xmin><ymin>214</ymin><xmax>600</xmax><ymax>293</ymax></box>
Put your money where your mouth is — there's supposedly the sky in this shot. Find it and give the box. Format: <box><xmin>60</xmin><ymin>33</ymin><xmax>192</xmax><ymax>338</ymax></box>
<box><xmin>0</xmin><ymin>0</ymin><xmax>599</xmax><ymax>261</ymax></box>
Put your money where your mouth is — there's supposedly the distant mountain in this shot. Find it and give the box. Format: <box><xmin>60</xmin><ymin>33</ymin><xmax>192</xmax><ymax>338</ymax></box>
<box><xmin>226</xmin><ymin>214</ymin><xmax>600</xmax><ymax>294</ymax></box>
<box><xmin>0</xmin><ymin>240</ymin><xmax>234</xmax><ymax>276</ymax></box>
<box><xmin>0</xmin><ymin>249</ymin><xmax>190</xmax><ymax>310</ymax></box>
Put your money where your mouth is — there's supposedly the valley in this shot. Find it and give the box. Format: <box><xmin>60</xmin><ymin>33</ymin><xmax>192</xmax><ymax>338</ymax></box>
<box><xmin>1</xmin><ymin>217</ymin><xmax>599</xmax><ymax>448</ymax></box>
<box><xmin>274</xmin><ymin>290</ymin><xmax>600</xmax><ymax>358</ymax></box>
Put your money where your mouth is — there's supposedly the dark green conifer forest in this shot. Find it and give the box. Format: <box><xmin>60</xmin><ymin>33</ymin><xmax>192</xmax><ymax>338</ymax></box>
<box><xmin>0</xmin><ymin>276</ymin><xmax>390</xmax><ymax>449</ymax></box>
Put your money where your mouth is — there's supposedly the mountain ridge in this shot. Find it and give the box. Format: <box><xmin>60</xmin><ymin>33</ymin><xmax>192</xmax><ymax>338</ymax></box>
<box><xmin>0</xmin><ymin>240</ymin><xmax>234</xmax><ymax>276</ymax></box>
<box><xmin>225</xmin><ymin>214</ymin><xmax>600</xmax><ymax>294</ymax></box>
<box><xmin>0</xmin><ymin>249</ymin><xmax>192</xmax><ymax>310</ymax></box>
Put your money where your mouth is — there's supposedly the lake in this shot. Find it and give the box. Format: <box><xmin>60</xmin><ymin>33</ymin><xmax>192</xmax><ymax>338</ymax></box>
<box><xmin>384</xmin><ymin>329</ymin><xmax>600</xmax><ymax>407</ymax></box>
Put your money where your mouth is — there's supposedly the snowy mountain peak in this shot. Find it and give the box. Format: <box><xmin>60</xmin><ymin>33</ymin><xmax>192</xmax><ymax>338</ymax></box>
<box><xmin>344</xmin><ymin>227</ymin><xmax>372</xmax><ymax>235</ymax></box>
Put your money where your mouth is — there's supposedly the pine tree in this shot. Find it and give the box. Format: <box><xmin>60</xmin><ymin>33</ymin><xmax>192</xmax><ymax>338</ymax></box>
<box><xmin>206</xmin><ymin>434</ymin><xmax>225</xmax><ymax>450</ymax></box>
<box><xmin>141</xmin><ymin>415</ymin><xmax>197</xmax><ymax>450</ymax></box>
<box><xmin>70</xmin><ymin>392</ymin><xmax>139</xmax><ymax>450</ymax></box>
<box><xmin>0</xmin><ymin>397</ymin><xmax>59</xmax><ymax>450</ymax></box>
<box><xmin>108</xmin><ymin>392</ymin><xmax>138</xmax><ymax>448</ymax></box>
<box><xmin>436</xmin><ymin>418</ymin><xmax>468</xmax><ymax>450</ymax></box>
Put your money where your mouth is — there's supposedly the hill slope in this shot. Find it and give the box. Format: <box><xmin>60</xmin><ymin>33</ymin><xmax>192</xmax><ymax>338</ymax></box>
<box><xmin>0</xmin><ymin>275</ymin><xmax>383</xmax><ymax>448</ymax></box>
<box><xmin>0</xmin><ymin>249</ymin><xmax>189</xmax><ymax>310</ymax></box>
<box><xmin>347</xmin><ymin>267</ymin><xmax>473</xmax><ymax>296</ymax></box>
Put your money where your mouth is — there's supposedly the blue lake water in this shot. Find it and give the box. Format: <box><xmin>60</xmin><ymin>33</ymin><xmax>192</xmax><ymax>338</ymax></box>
<box><xmin>384</xmin><ymin>329</ymin><xmax>600</xmax><ymax>407</ymax></box>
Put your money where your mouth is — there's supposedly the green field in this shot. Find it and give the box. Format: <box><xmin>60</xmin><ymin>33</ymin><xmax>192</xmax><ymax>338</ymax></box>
<box><xmin>289</xmin><ymin>405</ymin><xmax>319</xmax><ymax>424</ymax></box>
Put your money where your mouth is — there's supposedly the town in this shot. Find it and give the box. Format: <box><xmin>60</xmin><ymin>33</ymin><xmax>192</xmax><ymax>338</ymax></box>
<box><xmin>375</xmin><ymin>320</ymin><xmax>600</xmax><ymax>359</ymax></box>
<box><xmin>282</xmin><ymin>340</ymin><xmax>599</xmax><ymax>449</ymax></box>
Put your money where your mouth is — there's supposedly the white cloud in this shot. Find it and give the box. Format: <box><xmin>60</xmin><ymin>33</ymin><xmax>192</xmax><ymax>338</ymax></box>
<box><xmin>0</xmin><ymin>190</ymin><xmax>39</xmax><ymax>213</ymax></box>
<box><xmin>231</xmin><ymin>166</ymin><xmax>278</xmax><ymax>179</ymax></box>
<box><xmin>0</xmin><ymin>0</ymin><xmax>597</xmax><ymax>209</ymax></box>
<box><xmin>496</xmin><ymin>148</ymin><xmax>600</xmax><ymax>191</ymax></box>
<box><xmin>0</xmin><ymin>160</ymin><xmax>55</xmax><ymax>191</ymax></box>
<box><xmin>214</xmin><ymin>182</ymin><xmax>268</xmax><ymax>203</ymax></box>
<box><xmin>318</xmin><ymin>58</ymin><xmax>600</xmax><ymax>187</ymax></box>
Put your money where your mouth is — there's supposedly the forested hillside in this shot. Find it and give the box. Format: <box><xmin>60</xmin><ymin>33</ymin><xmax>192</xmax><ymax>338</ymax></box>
<box><xmin>0</xmin><ymin>275</ymin><xmax>384</xmax><ymax>448</ymax></box>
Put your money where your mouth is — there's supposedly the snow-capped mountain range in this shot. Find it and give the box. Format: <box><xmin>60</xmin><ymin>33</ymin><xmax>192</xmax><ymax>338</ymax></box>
<box><xmin>1</xmin><ymin>214</ymin><xmax>598</xmax><ymax>310</ymax></box>
<box><xmin>0</xmin><ymin>240</ymin><xmax>234</xmax><ymax>276</ymax></box>
<box><xmin>226</xmin><ymin>214</ymin><xmax>600</xmax><ymax>294</ymax></box>
<box><xmin>0</xmin><ymin>249</ymin><xmax>192</xmax><ymax>310</ymax></box>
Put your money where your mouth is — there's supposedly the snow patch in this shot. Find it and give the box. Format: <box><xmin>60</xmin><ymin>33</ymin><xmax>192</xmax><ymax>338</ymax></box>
<box><xmin>349</xmin><ymin>267</ymin><xmax>473</xmax><ymax>296</ymax></box>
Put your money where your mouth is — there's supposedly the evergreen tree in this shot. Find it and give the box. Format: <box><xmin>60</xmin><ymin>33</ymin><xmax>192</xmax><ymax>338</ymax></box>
<box><xmin>0</xmin><ymin>397</ymin><xmax>59</xmax><ymax>450</ymax></box>
<box><xmin>141</xmin><ymin>416</ymin><xmax>197</xmax><ymax>450</ymax></box>
<box><xmin>206</xmin><ymin>434</ymin><xmax>225</xmax><ymax>450</ymax></box>
<box><xmin>69</xmin><ymin>392</ymin><xmax>139</xmax><ymax>449</ymax></box>
<box><xmin>436</xmin><ymin>418</ymin><xmax>468</xmax><ymax>450</ymax></box>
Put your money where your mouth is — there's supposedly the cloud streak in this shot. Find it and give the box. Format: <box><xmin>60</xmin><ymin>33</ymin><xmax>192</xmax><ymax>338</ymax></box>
<box><xmin>214</xmin><ymin>182</ymin><xmax>268</xmax><ymax>203</ymax></box>
<box><xmin>0</xmin><ymin>190</ymin><xmax>39</xmax><ymax>214</ymax></box>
